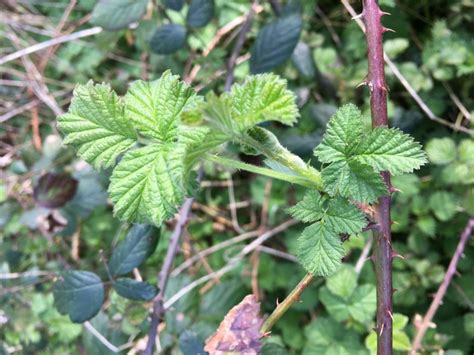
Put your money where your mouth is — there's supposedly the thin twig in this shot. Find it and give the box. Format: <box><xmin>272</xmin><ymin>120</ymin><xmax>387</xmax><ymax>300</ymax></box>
<box><xmin>411</xmin><ymin>218</ymin><xmax>474</xmax><ymax>353</ymax></box>
<box><xmin>143</xmin><ymin>197</ymin><xmax>195</xmax><ymax>355</ymax></box>
<box><xmin>355</xmin><ymin>237</ymin><xmax>373</xmax><ymax>274</ymax></box>
<box><xmin>224</xmin><ymin>1</ymin><xmax>258</xmax><ymax>91</ymax></box>
<box><xmin>83</xmin><ymin>321</ymin><xmax>120</xmax><ymax>353</ymax></box>
<box><xmin>0</xmin><ymin>26</ymin><xmax>103</xmax><ymax>66</ymax></box>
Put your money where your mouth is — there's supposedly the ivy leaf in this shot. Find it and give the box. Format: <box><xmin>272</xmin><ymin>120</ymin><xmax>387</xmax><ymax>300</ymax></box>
<box><xmin>124</xmin><ymin>71</ymin><xmax>197</xmax><ymax>142</ymax></box>
<box><xmin>108</xmin><ymin>224</ymin><xmax>157</xmax><ymax>277</ymax></box>
<box><xmin>297</xmin><ymin>222</ymin><xmax>345</xmax><ymax>276</ymax></box>
<box><xmin>354</xmin><ymin>127</ymin><xmax>428</xmax><ymax>175</ymax></box>
<box><xmin>57</xmin><ymin>82</ymin><xmax>137</xmax><ymax>169</ymax></box>
<box><xmin>250</xmin><ymin>15</ymin><xmax>302</xmax><ymax>74</ymax></box>
<box><xmin>287</xmin><ymin>190</ymin><xmax>324</xmax><ymax>223</ymax></box>
<box><xmin>53</xmin><ymin>271</ymin><xmax>104</xmax><ymax>323</ymax></box>
<box><xmin>186</xmin><ymin>0</ymin><xmax>214</xmax><ymax>28</ymax></box>
<box><xmin>91</xmin><ymin>0</ymin><xmax>149</xmax><ymax>31</ymax></box>
<box><xmin>150</xmin><ymin>24</ymin><xmax>187</xmax><ymax>55</ymax></box>
<box><xmin>108</xmin><ymin>144</ymin><xmax>186</xmax><ymax>226</ymax></box>
<box><xmin>230</xmin><ymin>74</ymin><xmax>299</xmax><ymax>129</ymax></box>
<box><xmin>324</xmin><ymin>197</ymin><xmax>366</xmax><ymax>234</ymax></box>
<box><xmin>322</xmin><ymin>160</ymin><xmax>388</xmax><ymax>203</ymax></box>
<box><xmin>112</xmin><ymin>278</ymin><xmax>158</xmax><ymax>301</ymax></box>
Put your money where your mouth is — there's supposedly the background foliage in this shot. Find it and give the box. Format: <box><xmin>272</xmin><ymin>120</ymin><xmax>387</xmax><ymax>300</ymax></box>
<box><xmin>1</xmin><ymin>0</ymin><xmax>473</xmax><ymax>353</ymax></box>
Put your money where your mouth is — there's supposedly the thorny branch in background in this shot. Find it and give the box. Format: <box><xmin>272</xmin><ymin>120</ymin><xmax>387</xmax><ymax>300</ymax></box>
<box><xmin>411</xmin><ymin>218</ymin><xmax>474</xmax><ymax>353</ymax></box>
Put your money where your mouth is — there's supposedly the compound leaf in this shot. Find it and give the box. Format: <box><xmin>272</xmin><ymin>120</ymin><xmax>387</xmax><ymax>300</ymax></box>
<box><xmin>53</xmin><ymin>271</ymin><xmax>104</xmax><ymax>323</ymax></box>
<box><xmin>113</xmin><ymin>278</ymin><xmax>158</xmax><ymax>301</ymax></box>
<box><xmin>57</xmin><ymin>82</ymin><xmax>137</xmax><ymax>169</ymax></box>
<box><xmin>108</xmin><ymin>224</ymin><xmax>156</xmax><ymax>277</ymax></box>
<box><xmin>108</xmin><ymin>144</ymin><xmax>186</xmax><ymax>226</ymax></box>
<box><xmin>287</xmin><ymin>190</ymin><xmax>324</xmax><ymax>223</ymax></box>
<box><xmin>250</xmin><ymin>15</ymin><xmax>302</xmax><ymax>73</ymax></box>
<box><xmin>354</xmin><ymin>127</ymin><xmax>428</xmax><ymax>175</ymax></box>
<box><xmin>322</xmin><ymin>160</ymin><xmax>388</xmax><ymax>203</ymax></box>
<box><xmin>91</xmin><ymin>0</ymin><xmax>149</xmax><ymax>31</ymax></box>
<box><xmin>324</xmin><ymin>197</ymin><xmax>366</xmax><ymax>234</ymax></box>
<box><xmin>125</xmin><ymin>71</ymin><xmax>197</xmax><ymax>142</ymax></box>
<box><xmin>297</xmin><ymin>222</ymin><xmax>345</xmax><ymax>277</ymax></box>
<box><xmin>314</xmin><ymin>104</ymin><xmax>363</xmax><ymax>163</ymax></box>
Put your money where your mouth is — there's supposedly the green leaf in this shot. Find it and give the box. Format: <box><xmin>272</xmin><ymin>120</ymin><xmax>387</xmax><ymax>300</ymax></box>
<box><xmin>108</xmin><ymin>224</ymin><xmax>156</xmax><ymax>277</ymax></box>
<box><xmin>304</xmin><ymin>318</ymin><xmax>366</xmax><ymax>355</ymax></box>
<box><xmin>297</xmin><ymin>222</ymin><xmax>345</xmax><ymax>276</ymax></box>
<box><xmin>324</xmin><ymin>197</ymin><xmax>366</xmax><ymax>234</ymax></box>
<box><xmin>291</xmin><ymin>42</ymin><xmax>316</xmax><ymax>78</ymax></box>
<box><xmin>108</xmin><ymin>144</ymin><xmax>186</xmax><ymax>226</ymax></box>
<box><xmin>287</xmin><ymin>190</ymin><xmax>324</xmax><ymax>223</ymax></box>
<box><xmin>314</xmin><ymin>104</ymin><xmax>363</xmax><ymax>163</ymax></box>
<box><xmin>125</xmin><ymin>71</ymin><xmax>197</xmax><ymax>142</ymax></box>
<box><xmin>429</xmin><ymin>191</ymin><xmax>458</xmax><ymax>221</ymax></box>
<box><xmin>112</xmin><ymin>278</ymin><xmax>158</xmax><ymax>301</ymax></box>
<box><xmin>179</xmin><ymin>331</ymin><xmax>205</xmax><ymax>355</ymax></box>
<box><xmin>91</xmin><ymin>0</ymin><xmax>149</xmax><ymax>31</ymax></box>
<box><xmin>164</xmin><ymin>0</ymin><xmax>185</xmax><ymax>11</ymax></box>
<box><xmin>354</xmin><ymin>127</ymin><xmax>428</xmax><ymax>175</ymax></box>
<box><xmin>322</xmin><ymin>160</ymin><xmax>388</xmax><ymax>203</ymax></box>
<box><xmin>229</xmin><ymin>74</ymin><xmax>299</xmax><ymax>130</ymax></box>
<box><xmin>250</xmin><ymin>15</ymin><xmax>302</xmax><ymax>74</ymax></box>
<box><xmin>326</xmin><ymin>265</ymin><xmax>357</xmax><ymax>300</ymax></box>
<box><xmin>186</xmin><ymin>0</ymin><xmax>214</xmax><ymax>28</ymax></box>
<box><xmin>53</xmin><ymin>271</ymin><xmax>104</xmax><ymax>323</ymax></box>
<box><xmin>426</xmin><ymin>137</ymin><xmax>457</xmax><ymax>165</ymax></box>
<box><xmin>150</xmin><ymin>24</ymin><xmax>187</xmax><ymax>55</ymax></box>
<box><xmin>57</xmin><ymin>82</ymin><xmax>137</xmax><ymax>169</ymax></box>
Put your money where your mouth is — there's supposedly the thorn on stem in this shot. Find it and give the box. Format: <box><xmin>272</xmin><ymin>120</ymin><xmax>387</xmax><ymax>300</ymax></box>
<box><xmin>380</xmin><ymin>11</ymin><xmax>391</xmax><ymax>16</ymax></box>
<box><xmin>356</xmin><ymin>81</ymin><xmax>368</xmax><ymax>88</ymax></box>
<box><xmin>382</xmin><ymin>27</ymin><xmax>396</xmax><ymax>33</ymax></box>
<box><xmin>392</xmin><ymin>250</ymin><xmax>405</xmax><ymax>259</ymax></box>
<box><xmin>389</xmin><ymin>186</ymin><xmax>401</xmax><ymax>194</ymax></box>
<box><xmin>379</xmin><ymin>323</ymin><xmax>385</xmax><ymax>336</ymax></box>
<box><xmin>261</xmin><ymin>331</ymin><xmax>272</xmax><ymax>338</ymax></box>
<box><xmin>387</xmin><ymin>309</ymin><xmax>394</xmax><ymax>321</ymax></box>
<box><xmin>392</xmin><ymin>288</ymin><xmax>398</xmax><ymax>295</ymax></box>
<box><xmin>352</xmin><ymin>13</ymin><xmax>363</xmax><ymax>20</ymax></box>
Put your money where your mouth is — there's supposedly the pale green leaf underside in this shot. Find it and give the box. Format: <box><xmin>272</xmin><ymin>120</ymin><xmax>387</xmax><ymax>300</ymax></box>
<box><xmin>108</xmin><ymin>144</ymin><xmax>185</xmax><ymax>226</ymax></box>
<box><xmin>125</xmin><ymin>71</ymin><xmax>197</xmax><ymax>142</ymax></box>
<box><xmin>57</xmin><ymin>82</ymin><xmax>136</xmax><ymax>169</ymax></box>
<box><xmin>230</xmin><ymin>73</ymin><xmax>299</xmax><ymax>130</ymax></box>
<box><xmin>297</xmin><ymin>222</ymin><xmax>345</xmax><ymax>277</ymax></box>
<box><xmin>322</xmin><ymin>160</ymin><xmax>388</xmax><ymax>203</ymax></box>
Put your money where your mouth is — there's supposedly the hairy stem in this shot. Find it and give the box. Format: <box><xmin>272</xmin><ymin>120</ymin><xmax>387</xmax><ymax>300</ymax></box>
<box><xmin>363</xmin><ymin>0</ymin><xmax>393</xmax><ymax>353</ymax></box>
<box><xmin>260</xmin><ymin>273</ymin><xmax>317</xmax><ymax>334</ymax></box>
<box><xmin>206</xmin><ymin>154</ymin><xmax>318</xmax><ymax>188</ymax></box>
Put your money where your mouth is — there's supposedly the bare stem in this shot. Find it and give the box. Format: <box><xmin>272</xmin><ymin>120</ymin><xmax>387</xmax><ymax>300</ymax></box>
<box><xmin>260</xmin><ymin>273</ymin><xmax>317</xmax><ymax>334</ymax></box>
<box><xmin>362</xmin><ymin>0</ymin><xmax>393</xmax><ymax>353</ymax></box>
<box><xmin>411</xmin><ymin>218</ymin><xmax>474</xmax><ymax>353</ymax></box>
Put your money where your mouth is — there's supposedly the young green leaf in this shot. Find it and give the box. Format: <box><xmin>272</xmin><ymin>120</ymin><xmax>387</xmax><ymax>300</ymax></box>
<box><xmin>287</xmin><ymin>190</ymin><xmax>324</xmax><ymax>223</ymax></box>
<box><xmin>57</xmin><ymin>82</ymin><xmax>137</xmax><ymax>169</ymax></box>
<box><xmin>53</xmin><ymin>271</ymin><xmax>104</xmax><ymax>323</ymax></box>
<box><xmin>322</xmin><ymin>160</ymin><xmax>388</xmax><ymax>203</ymax></box>
<box><xmin>297</xmin><ymin>222</ymin><xmax>345</xmax><ymax>277</ymax></box>
<box><xmin>354</xmin><ymin>127</ymin><xmax>428</xmax><ymax>175</ymax></box>
<box><xmin>108</xmin><ymin>144</ymin><xmax>186</xmax><ymax>226</ymax></box>
<box><xmin>125</xmin><ymin>71</ymin><xmax>197</xmax><ymax>142</ymax></box>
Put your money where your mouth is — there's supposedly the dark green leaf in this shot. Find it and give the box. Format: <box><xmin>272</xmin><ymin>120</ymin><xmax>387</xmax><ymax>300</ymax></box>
<box><xmin>33</xmin><ymin>173</ymin><xmax>78</xmax><ymax>208</ymax></box>
<box><xmin>112</xmin><ymin>278</ymin><xmax>157</xmax><ymax>301</ymax></box>
<box><xmin>91</xmin><ymin>0</ymin><xmax>149</xmax><ymax>31</ymax></box>
<box><xmin>291</xmin><ymin>42</ymin><xmax>316</xmax><ymax>78</ymax></box>
<box><xmin>179</xmin><ymin>331</ymin><xmax>205</xmax><ymax>355</ymax></box>
<box><xmin>53</xmin><ymin>271</ymin><xmax>104</xmax><ymax>323</ymax></box>
<box><xmin>108</xmin><ymin>224</ymin><xmax>156</xmax><ymax>277</ymax></box>
<box><xmin>250</xmin><ymin>15</ymin><xmax>302</xmax><ymax>74</ymax></box>
<box><xmin>186</xmin><ymin>0</ymin><xmax>214</xmax><ymax>28</ymax></box>
<box><xmin>164</xmin><ymin>0</ymin><xmax>185</xmax><ymax>11</ymax></box>
<box><xmin>150</xmin><ymin>24</ymin><xmax>187</xmax><ymax>54</ymax></box>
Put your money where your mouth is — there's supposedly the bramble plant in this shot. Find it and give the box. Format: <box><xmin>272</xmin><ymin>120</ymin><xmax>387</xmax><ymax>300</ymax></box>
<box><xmin>55</xmin><ymin>68</ymin><xmax>426</xmax><ymax>315</ymax></box>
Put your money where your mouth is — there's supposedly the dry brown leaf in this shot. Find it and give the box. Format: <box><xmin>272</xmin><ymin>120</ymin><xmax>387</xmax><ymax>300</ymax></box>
<box><xmin>204</xmin><ymin>294</ymin><xmax>263</xmax><ymax>354</ymax></box>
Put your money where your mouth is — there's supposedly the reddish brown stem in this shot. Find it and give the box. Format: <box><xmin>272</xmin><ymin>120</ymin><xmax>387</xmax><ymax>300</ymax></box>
<box><xmin>362</xmin><ymin>1</ymin><xmax>393</xmax><ymax>354</ymax></box>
